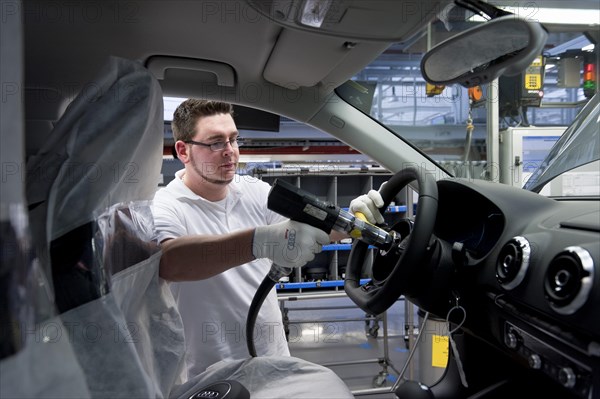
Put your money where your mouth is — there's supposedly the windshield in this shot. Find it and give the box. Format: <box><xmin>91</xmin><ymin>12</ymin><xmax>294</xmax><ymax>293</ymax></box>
<box><xmin>523</xmin><ymin>93</ymin><xmax>599</xmax><ymax>193</ymax></box>
<box><xmin>336</xmin><ymin>20</ymin><xmax>598</xmax><ymax>197</ymax></box>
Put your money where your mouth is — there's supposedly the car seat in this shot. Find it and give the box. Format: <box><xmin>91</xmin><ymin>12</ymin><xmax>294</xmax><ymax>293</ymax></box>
<box><xmin>2</xmin><ymin>48</ymin><xmax>353</xmax><ymax>397</ymax></box>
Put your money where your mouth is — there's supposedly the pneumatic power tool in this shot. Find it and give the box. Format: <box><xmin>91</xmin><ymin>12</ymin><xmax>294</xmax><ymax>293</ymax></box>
<box><xmin>246</xmin><ymin>178</ymin><xmax>399</xmax><ymax>356</ymax></box>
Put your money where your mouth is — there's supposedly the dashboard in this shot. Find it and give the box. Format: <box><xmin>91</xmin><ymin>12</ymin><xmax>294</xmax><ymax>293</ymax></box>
<box><xmin>423</xmin><ymin>178</ymin><xmax>600</xmax><ymax>398</ymax></box>
<box><xmin>435</xmin><ymin>181</ymin><xmax>505</xmax><ymax>260</ymax></box>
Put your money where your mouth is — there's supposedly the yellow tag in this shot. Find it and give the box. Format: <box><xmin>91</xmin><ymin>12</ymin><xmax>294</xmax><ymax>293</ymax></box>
<box><xmin>524</xmin><ymin>74</ymin><xmax>541</xmax><ymax>90</ymax></box>
<box><xmin>524</xmin><ymin>55</ymin><xmax>543</xmax><ymax>90</ymax></box>
<box><xmin>431</xmin><ymin>335</ymin><xmax>449</xmax><ymax>368</ymax></box>
<box><xmin>426</xmin><ymin>83</ymin><xmax>445</xmax><ymax>97</ymax></box>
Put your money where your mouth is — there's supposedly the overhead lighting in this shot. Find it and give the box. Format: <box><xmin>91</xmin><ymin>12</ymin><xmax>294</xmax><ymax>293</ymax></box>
<box><xmin>299</xmin><ymin>0</ymin><xmax>332</xmax><ymax>28</ymax></box>
<box><xmin>469</xmin><ymin>7</ymin><xmax>599</xmax><ymax>25</ymax></box>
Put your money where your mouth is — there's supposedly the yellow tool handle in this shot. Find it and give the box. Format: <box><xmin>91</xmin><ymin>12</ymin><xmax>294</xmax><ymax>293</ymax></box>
<box><xmin>354</xmin><ymin>211</ymin><xmax>367</xmax><ymax>221</ymax></box>
<box><xmin>350</xmin><ymin>212</ymin><xmax>367</xmax><ymax>239</ymax></box>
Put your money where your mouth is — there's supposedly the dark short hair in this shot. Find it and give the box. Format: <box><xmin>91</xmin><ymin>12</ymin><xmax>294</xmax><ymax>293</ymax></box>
<box><xmin>171</xmin><ymin>99</ymin><xmax>234</xmax><ymax>141</ymax></box>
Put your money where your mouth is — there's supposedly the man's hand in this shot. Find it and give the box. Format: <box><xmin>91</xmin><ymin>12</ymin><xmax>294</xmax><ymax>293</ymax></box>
<box><xmin>253</xmin><ymin>220</ymin><xmax>330</xmax><ymax>268</ymax></box>
<box><xmin>349</xmin><ymin>186</ymin><xmax>385</xmax><ymax>224</ymax></box>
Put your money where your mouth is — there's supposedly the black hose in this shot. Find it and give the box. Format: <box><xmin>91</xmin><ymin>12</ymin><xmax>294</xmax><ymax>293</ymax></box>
<box><xmin>246</xmin><ymin>273</ymin><xmax>277</xmax><ymax>357</ymax></box>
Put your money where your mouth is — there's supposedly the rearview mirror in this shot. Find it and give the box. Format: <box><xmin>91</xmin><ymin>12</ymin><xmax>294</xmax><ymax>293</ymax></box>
<box><xmin>420</xmin><ymin>16</ymin><xmax>548</xmax><ymax>88</ymax></box>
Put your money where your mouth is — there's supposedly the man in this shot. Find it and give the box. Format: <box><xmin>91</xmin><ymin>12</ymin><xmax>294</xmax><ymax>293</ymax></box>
<box><xmin>153</xmin><ymin>99</ymin><xmax>384</xmax><ymax>377</ymax></box>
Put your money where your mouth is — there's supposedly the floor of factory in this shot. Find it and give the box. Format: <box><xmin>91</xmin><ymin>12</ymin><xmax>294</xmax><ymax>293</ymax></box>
<box><xmin>282</xmin><ymin>291</ymin><xmax>448</xmax><ymax>398</ymax></box>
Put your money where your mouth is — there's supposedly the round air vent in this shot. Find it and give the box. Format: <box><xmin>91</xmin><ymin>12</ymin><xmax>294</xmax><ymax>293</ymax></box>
<box><xmin>496</xmin><ymin>236</ymin><xmax>530</xmax><ymax>290</ymax></box>
<box><xmin>544</xmin><ymin>246</ymin><xmax>594</xmax><ymax>315</ymax></box>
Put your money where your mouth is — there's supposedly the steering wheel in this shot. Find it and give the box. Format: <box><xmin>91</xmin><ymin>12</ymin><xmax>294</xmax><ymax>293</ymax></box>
<box><xmin>344</xmin><ymin>166</ymin><xmax>438</xmax><ymax>315</ymax></box>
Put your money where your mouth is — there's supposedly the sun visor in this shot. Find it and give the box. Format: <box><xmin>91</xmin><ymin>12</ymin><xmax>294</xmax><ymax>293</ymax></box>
<box><xmin>263</xmin><ymin>29</ymin><xmax>389</xmax><ymax>89</ymax></box>
<box><xmin>263</xmin><ymin>29</ymin><xmax>353</xmax><ymax>88</ymax></box>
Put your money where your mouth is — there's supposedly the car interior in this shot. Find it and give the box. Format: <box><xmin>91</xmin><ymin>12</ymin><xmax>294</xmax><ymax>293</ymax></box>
<box><xmin>1</xmin><ymin>0</ymin><xmax>599</xmax><ymax>398</ymax></box>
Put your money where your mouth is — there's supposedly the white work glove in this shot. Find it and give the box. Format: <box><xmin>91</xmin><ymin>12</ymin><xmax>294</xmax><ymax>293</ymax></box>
<box><xmin>349</xmin><ymin>185</ymin><xmax>385</xmax><ymax>224</ymax></box>
<box><xmin>252</xmin><ymin>220</ymin><xmax>330</xmax><ymax>268</ymax></box>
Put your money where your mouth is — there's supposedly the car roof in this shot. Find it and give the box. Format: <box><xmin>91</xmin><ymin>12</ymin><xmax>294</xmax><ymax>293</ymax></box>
<box><xmin>23</xmin><ymin>0</ymin><xmax>448</xmax><ymax>123</ymax></box>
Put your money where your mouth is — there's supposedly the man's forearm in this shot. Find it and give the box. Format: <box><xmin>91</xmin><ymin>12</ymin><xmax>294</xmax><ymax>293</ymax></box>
<box><xmin>159</xmin><ymin>228</ymin><xmax>256</xmax><ymax>281</ymax></box>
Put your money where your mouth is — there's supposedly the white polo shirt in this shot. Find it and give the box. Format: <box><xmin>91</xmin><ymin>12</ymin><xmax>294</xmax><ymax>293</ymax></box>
<box><xmin>152</xmin><ymin>170</ymin><xmax>289</xmax><ymax>377</ymax></box>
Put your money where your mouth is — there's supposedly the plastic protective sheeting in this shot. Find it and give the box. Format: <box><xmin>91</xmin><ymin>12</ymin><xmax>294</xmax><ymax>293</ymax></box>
<box><xmin>106</xmin><ymin>202</ymin><xmax>186</xmax><ymax>397</ymax></box>
<box><xmin>1</xmin><ymin>204</ymin><xmax>91</xmax><ymax>398</ymax></box>
<box><xmin>0</xmin><ymin>316</ymin><xmax>91</xmax><ymax>399</ymax></box>
<box><xmin>2</xmin><ymin>201</ymin><xmax>183</xmax><ymax>399</ymax></box>
<box><xmin>25</xmin><ymin>56</ymin><xmax>164</xmax><ymax>292</ymax></box>
<box><xmin>171</xmin><ymin>356</ymin><xmax>355</xmax><ymax>399</ymax></box>
<box><xmin>111</xmin><ymin>253</ymin><xmax>186</xmax><ymax>397</ymax></box>
<box><xmin>4</xmin><ymin>55</ymin><xmax>169</xmax><ymax>397</ymax></box>
<box><xmin>62</xmin><ymin>199</ymin><xmax>184</xmax><ymax>398</ymax></box>
<box><xmin>73</xmin><ymin>201</ymin><xmax>353</xmax><ymax>399</ymax></box>
<box><xmin>2</xmin><ymin>201</ymin><xmax>179</xmax><ymax>398</ymax></box>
